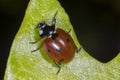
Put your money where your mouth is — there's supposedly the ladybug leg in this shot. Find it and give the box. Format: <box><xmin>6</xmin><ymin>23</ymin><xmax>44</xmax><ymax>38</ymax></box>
<box><xmin>68</xmin><ymin>29</ymin><xmax>71</xmax><ymax>34</ymax></box>
<box><xmin>54</xmin><ymin>59</ymin><xmax>64</xmax><ymax>74</ymax></box>
<box><xmin>75</xmin><ymin>46</ymin><xmax>81</xmax><ymax>53</ymax></box>
<box><xmin>29</xmin><ymin>38</ymin><xmax>41</xmax><ymax>44</ymax></box>
<box><xmin>54</xmin><ymin>61</ymin><xmax>61</xmax><ymax>75</ymax></box>
<box><xmin>31</xmin><ymin>43</ymin><xmax>43</xmax><ymax>52</ymax></box>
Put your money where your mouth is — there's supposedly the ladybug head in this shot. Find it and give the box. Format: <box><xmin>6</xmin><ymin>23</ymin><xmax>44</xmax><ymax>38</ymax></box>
<box><xmin>37</xmin><ymin>11</ymin><xmax>58</xmax><ymax>38</ymax></box>
<box><xmin>38</xmin><ymin>22</ymin><xmax>55</xmax><ymax>38</ymax></box>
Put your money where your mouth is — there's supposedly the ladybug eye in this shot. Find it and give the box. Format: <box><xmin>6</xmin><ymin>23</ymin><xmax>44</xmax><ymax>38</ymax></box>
<box><xmin>66</xmin><ymin>38</ymin><xmax>70</xmax><ymax>43</ymax></box>
<box><xmin>48</xmin><ymin>49</ymin><xmax>51</xmax><ymax>53</ymax></box>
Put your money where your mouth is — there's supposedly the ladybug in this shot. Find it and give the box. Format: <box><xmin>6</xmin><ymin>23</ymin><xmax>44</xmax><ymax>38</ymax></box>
<box><xmin>30</xmin><ymin>11</ymin><xmax>81</xmax><ymax>74</ymax></box>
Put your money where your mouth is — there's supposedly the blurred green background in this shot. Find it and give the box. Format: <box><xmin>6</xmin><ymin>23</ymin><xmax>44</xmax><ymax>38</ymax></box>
<box><xmin>0</xmin><ymin>0</ymin><xmax>120</xmax><ymax>79</ymax></box>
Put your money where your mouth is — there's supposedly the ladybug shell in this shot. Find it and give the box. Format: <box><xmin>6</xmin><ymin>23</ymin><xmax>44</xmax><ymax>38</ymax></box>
<box><xmin>42</xmin><ymin>28</ymin><xmax>76</xmax><ymax>64</ymax></box>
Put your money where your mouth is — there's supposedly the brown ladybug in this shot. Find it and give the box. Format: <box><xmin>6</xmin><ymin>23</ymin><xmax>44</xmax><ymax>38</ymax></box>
<box><xmin>30</xmin><ymin>11</ymin><xmax>81</xmax><ymax>74</ymax></box>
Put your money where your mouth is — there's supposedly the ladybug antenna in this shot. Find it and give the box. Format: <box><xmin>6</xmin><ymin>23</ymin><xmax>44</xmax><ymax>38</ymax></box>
<box><xmin>52</xmin><ymin>11</ymin><xmax>58</xmax><ymax>25</ymax></box>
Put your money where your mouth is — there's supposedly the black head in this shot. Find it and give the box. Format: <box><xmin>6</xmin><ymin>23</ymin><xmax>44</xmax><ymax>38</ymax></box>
<box><xmin>38</xmin><ymin>22</ymin><xmax>55</xmax><ymax>38</ymax></box>
<box><xmin>37</xmin><ymin>11</ymin><xmax>58</xmax><ymax>38</ymax></box>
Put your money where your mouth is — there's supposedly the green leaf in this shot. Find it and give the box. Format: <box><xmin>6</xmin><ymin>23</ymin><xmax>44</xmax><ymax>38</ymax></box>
<box><xmin>4</xmin><ymin>0</ymin><xmax>120</xmax><ymax>80</ymax></box>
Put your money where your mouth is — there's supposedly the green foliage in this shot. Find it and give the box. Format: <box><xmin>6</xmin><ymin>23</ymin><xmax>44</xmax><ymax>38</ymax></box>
<box><xmin>4</xmin><ymin>0</ymin><xmax>120</xmax><ymax>80</ymax></box>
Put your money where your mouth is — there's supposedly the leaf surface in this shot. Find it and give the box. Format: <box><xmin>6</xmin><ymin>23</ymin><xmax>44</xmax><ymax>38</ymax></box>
<box><xmin>4</xmin><ymin>0</ymin><xmax>120</xmax><ymax>80</ymax></box>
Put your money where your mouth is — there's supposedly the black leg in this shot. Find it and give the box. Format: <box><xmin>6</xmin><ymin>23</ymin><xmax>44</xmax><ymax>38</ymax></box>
<box><xmin>31</xmin><ymin>43</ymin><xmax>43</xmax><ymax>53</ymax></box>
<box><xmin>54</xmin><ymin>59</ymin><xmax>64</xmax><ymax>75</ymax></box>
<box><xmin>31</xmin><ymin>46</ymin><xmax>40</xmax><ymax>52</ymax></box>
<box><xmin>29</xmin><ymin>38</ymin><xmax>41</xmax><ymax>44</ymax></box>
<box><xmin>68</xmin><ymin>29</ymin><xmax>71</xmax><ymax>34</ymax></box>
<box><xmin>75</xmin><ymin>46</ymin><xmax>81</xmax><ymax>53</ymax></box>
<box><xmin>54</xmin><ymin>61</ymin><xmax>61</xmax><ymax>75</ymax></box>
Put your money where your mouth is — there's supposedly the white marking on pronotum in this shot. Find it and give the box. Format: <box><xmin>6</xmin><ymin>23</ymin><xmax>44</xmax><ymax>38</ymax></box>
<box><xmin>39</xmin><ymin>24</ymin><xmax>46</xmax><ymax>29</ymax></box>
<box><xmin>39</xmin><ymin>30</ymin><xmax>43</xmax><ymax>35</ymax></box>
<box><xmin>49</xmin><ymin>31</ymin><xmax>53</xmax><ymax>35</ymax></box>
